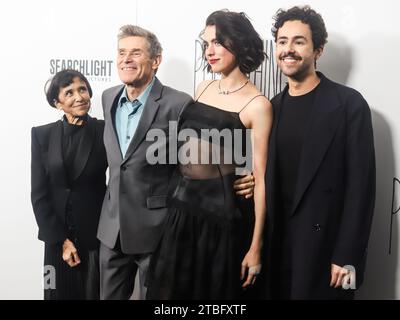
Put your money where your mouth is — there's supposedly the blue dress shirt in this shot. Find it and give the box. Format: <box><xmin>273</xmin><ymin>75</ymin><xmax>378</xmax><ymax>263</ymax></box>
<box><xmin>115</xmin><ymin>78</ymin><xmax>155</xmax><ymax>157</ymax></box>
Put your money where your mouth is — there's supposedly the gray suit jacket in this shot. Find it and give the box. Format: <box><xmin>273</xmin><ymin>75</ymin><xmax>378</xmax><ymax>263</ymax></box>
<box><xmin>97</xmin><ymin>77</ymin><xmax>193</xmax><ymax>254</ymax></box>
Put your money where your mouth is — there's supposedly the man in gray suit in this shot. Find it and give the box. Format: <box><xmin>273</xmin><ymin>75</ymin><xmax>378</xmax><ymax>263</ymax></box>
<box><xmin>97</xmin><ymin>25</ymin><xmax>254</xmax><ymax>300</ymax></box>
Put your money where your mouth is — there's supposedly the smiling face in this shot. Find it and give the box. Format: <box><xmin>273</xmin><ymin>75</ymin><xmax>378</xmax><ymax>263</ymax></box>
<box><xmin>55</xmin><ymin>77</ymin><xmax>91</xmax><ymax>123</ymax></box>
<box><xmin>276</xmin><ymin>20</ymin><xmax>323</xmax><ymax>80</ymax></box>
<box><xmin>117</xmin><ymin>36</ymin><xmax>160</xmax><ymax>87</ymax></box>
<box><xmin>202</xmin><ymin>25</ymin><xmax>236</xmax><ymax>74</ymax></box>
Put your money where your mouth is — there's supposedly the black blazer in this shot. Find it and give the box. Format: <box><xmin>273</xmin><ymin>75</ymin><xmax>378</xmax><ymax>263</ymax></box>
<box><xmin>265</xmin><ymin>72</ymin><xmax>376</xmax><ymax>299</ymax></box>
<box><xmin>31</xmin><ymin>116</ymin><xmax>107</xmax><ymax>249</ymax></box>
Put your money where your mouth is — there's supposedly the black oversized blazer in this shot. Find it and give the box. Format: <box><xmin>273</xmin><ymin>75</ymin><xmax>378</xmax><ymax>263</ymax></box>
<box><xmin>265</xmin><ymin>72</ymin><xmax>376</xmax><ymax>299</ymax></box>
<box><xmin>31</xmin><ymin>116</ymin><xmax>107</xmax><ymax>249</ymax></box>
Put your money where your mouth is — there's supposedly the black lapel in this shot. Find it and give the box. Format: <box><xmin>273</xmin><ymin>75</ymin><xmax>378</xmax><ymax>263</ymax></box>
<box><xmin>290</xmin><ymin>73</ymin><xmax>344</xmax><ymax>216</ymax></box>
<box><xmin>48</xmin><ymin>121</ymin><xmax>69</xmax><ymax>187</ymax></box>
<box><xmin>122</xmin><ymin>78</ymin><xmax>162</xmax><ymax>164</ymax></box>
<box><xmin>71</xmin><ymin>116</ymin><xmax>96</xmax><ymax>182</ymax></box>
<box><xmin>269</xmin><ymin>84</ymin><xmax>288</xmax><ymax>169</ymax></box>
<box><xmin>266</xmin><ymin>84</ymin><xmax>288</xmax><ymax>224</ymax></box>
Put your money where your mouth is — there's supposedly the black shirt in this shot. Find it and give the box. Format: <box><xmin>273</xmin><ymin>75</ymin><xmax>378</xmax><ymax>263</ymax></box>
<box><xmin>62</xmin><ymin>115</ymin><xmax>87</xmax><ymax>232</ymax></box>
<box><xmin>276</xmin><ymin>84</ymin><xmax>320</xmax><ymax>218</ymax></box>
<box><xmin>62</xmin><ymin>115</ymin><xmax>86</xmax><ymax>181</ymax></box>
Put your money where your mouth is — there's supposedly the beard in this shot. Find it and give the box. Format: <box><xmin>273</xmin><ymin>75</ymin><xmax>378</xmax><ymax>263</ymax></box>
<box><xmin>283</xmin><ymin>64</ymin><xmax>308</xmax><ymax>81</ymax></box>
<box><xmin>278</xmin><ymin>53</ymin><xmax>315</xmax><ymax>81</ymax></box>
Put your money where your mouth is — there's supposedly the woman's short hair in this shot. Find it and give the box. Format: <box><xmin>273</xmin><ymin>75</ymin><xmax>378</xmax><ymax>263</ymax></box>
<box><xmin>202</xmin><ymin>10</ymin><xmax>266</xmax><ymax>74</ymax></box>
<box><xmin>45</xmin><ymin>69</ymin><xmax>92</xmax><ymax>108</ymax></box>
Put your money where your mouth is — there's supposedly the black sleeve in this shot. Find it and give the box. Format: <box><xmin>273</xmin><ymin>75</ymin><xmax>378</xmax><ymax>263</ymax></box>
<box><xmin>31</xmin><ymin>127</ymin><xmax>67</xmax><ymax>244</ymax></box>
<box><xmin>332</xmin><ymin>92</ymin><xmax>376</xmax><ymax>272</ymax></box>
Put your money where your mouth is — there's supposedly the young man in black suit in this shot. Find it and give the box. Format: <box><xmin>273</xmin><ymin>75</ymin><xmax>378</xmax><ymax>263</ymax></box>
<box><xmin>266</xmin><ymin>6</ymin><xmax>375</xmax><ymax>299</ymax></box>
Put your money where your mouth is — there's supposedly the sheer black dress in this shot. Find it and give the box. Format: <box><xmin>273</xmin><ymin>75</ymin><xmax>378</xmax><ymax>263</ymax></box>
<box><xmin>146</xmin><ymin>90</ymin><xmax>260</xmax><ymax>300</ymax></box>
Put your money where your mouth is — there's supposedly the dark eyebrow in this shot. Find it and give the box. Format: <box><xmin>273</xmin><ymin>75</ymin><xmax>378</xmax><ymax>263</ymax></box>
<box><xmin>277</xmin><ymin>35</ymin><xmax>307</xmax><ymax>41</ymax></box>
<box><xmin>62</xmin><ymin>88</ymin><xmax>72</xmax><ymax>94</ymax></box>
<box><xmin>202</xmin><ymin>38</ymin><xmax>217</xmax><ymax>44</ymax></box>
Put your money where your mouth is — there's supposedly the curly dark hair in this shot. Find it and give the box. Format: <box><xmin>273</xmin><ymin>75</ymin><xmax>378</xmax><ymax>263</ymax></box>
<box><xmin>271</xmin><ymin>5</ymin><xmax>328</xmax><ymax>50</ymax></box>
<box><xmin>45</xmin><ymin>69</ymin><xmax>93</xmax><ymax>108</ymax></box>
<box><xmin>202</xmin><ymin>10</ymin><xmax>266</xmax><ymax>74</ymax></box>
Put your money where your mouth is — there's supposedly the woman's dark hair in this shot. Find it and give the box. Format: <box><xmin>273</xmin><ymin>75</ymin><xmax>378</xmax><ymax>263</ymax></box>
<box><xmin>271</xmin><ymin>5</ymin><xmax>328</xmax><ymax>50</ymax></box>
<box><xmin>202</xmin><ymin>9</ymin><xmax>265</xmax><ymax>74</ymax></box>
<box><xmin>45</xmin><ymin>69</ymin><xmax>92</xmax><ymax>108</ymax></box>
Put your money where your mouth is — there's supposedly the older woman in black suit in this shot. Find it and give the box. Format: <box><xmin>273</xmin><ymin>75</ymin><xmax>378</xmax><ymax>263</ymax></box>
<box><xmin>31</xmin><ymin>69</ymin><xmax>107</xmax><ymax>299</ymax></box>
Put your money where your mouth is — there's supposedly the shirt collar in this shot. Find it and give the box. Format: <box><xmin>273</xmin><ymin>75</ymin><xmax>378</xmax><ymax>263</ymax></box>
<box><xmin>118</xmin><ymin>77</ymin><xmax>155</xmax><ymax>108</ymax></box>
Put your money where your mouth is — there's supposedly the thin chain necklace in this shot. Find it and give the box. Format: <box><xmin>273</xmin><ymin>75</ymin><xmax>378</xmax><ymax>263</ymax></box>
<box><xmin>218</xmin><ymin>79</ymin><xmax>249</xmax><ymax>95</ymax></box>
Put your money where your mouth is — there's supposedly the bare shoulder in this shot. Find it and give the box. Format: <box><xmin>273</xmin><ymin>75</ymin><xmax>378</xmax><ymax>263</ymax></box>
<box><xmin>239</xmin><ymin>93</ymin><xmax>272</xmax><ymax>129</ymax></box>
<box><xmin>245</xmin><ymin>94</ymin><xmax>272</xmax><ymax>117</ymax></box>
<box><xmin>195</xmin><ymin>80</ymin><xmax>215</xmax><ymax>100</ymax></box>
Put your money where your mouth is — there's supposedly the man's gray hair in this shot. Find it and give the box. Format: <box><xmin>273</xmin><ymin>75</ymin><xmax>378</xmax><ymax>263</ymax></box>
<box><xmin>118</xmin><ymin>25</ymin><xmax>163</xmax><ymax>58</ymax></box>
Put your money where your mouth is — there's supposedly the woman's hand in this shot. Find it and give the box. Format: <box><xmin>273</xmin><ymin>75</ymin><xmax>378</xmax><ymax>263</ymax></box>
<box><xmin>240</xmin><ymin>248</ymin><xmax>262</xmax><ymax>288</ymax></box>
<box><xmin>62</xmin><ymin>238</ymin><xmax>81</xmax><ymax>267</ymax></box>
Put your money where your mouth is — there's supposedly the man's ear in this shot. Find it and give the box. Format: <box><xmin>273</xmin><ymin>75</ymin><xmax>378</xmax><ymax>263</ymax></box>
<box><xmin>152</xmin><ymin>54</ymin><xmax>162</xmax><ymax>70</ymax></box>
<box><xmin>315</xmin><ymin>46</ymin><xmax>324</xmax><ymax>61</ymax></box>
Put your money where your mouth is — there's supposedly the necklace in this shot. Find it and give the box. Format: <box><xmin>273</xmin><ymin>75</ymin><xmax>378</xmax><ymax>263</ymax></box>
<box><xmin>218</xmin><ymin>79</ymin><xmax>249</xmax><ymax>95</ymax></box>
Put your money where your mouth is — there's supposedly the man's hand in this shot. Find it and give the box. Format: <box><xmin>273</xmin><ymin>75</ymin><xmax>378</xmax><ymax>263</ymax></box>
<box><xmin>62</xmin><ymin>238</ymin><xmax>81</xmax><ymax>267</ymax></box>
<box><xmin>233</xmin><ymin>174</ymin><xmax>255</xmax><ymax>199</ymax></box>
<box><xmin>330</xmin><ymin>263</ymin><xmax>352</xmax><ymax>288</ymax></box>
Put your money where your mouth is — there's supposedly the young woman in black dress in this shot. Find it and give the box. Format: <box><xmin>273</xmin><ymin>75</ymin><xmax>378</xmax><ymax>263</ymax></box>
<box><xmin>147</xmin><ymin>10</ymin><xmax>273</xmax><ymax>299</ymax></box>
